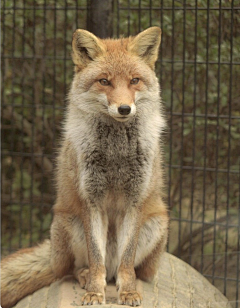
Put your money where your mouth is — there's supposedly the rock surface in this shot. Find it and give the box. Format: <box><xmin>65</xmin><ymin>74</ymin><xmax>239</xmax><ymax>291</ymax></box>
<box><xmin>13</xmin><ymin>252</ymin><xmax>231</xmax><ymax>308</ymax></box>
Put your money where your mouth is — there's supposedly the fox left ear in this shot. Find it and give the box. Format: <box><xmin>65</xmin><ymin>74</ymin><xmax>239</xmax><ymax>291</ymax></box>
<box><xmin>72</xmin><ymin>29</ymin><xmax>106</xmax><ymax>70</ymax></box>
<box><xmin>128</xmin><ymin>27</ymin><xmax>161</xmax><ymax>70</ymax></box>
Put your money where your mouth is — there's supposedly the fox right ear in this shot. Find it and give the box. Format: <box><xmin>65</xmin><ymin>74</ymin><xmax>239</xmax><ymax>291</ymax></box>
<box><xmin>128</xmin><ymin>27</ymin><xmax>161</xmax><ymax>70</ymax></box>
<box><xmin>72</xmin><ymin>29</ymin><xmax>105</xmax><ymax>70</ymax></box>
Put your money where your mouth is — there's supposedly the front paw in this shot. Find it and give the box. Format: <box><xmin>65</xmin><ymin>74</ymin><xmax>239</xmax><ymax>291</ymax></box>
<box><xmin>81</xmin><ymin>292</ymin><xmax>105</xmax><ymax>305</ymax></box>
<box><xmin>118</xmin><ymin>291</ymin><xmax>142</xmax><ymax>306</ymax></box>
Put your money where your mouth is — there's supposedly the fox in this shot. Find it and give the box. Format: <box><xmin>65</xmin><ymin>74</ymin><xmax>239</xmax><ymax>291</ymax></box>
<box><xmin>1</xmin><ymin>26</ymin><xmax>169</xmax><ymax>307</ymax></box>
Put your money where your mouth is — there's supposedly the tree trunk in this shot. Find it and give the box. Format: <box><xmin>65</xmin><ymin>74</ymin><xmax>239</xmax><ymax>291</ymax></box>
<box><xmin>87</xmin><ymin>0</ymin><xmax>113</xmax><ymax>38</ymax></box>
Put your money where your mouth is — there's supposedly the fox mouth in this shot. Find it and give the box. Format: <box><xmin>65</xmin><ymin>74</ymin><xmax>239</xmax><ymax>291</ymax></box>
<box><xmin>108</xmin><ymin>104</ymin><xmax>136</xmax><ymax>122</ymax></box>
<box><xmin>114</xmin><ymin>116</ymin><xmax>130</xmax><ymax>122</ymax></box>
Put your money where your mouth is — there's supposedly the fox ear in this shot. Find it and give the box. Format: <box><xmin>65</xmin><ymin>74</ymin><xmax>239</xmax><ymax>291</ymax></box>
<box><xmin>72</xmin><ymin>29</ymin><xmax>105</xmax><ymax>70</ymax></box>
<box><xmin>128</xmin><ymin>27</ymin><xmax>161</xmax><ymax>70</ymax></box>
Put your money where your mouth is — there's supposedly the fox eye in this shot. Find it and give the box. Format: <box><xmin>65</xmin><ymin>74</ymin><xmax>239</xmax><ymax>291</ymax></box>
<box><xmin>130</xmin><ymin>78</ymin><xmax>140</xmax><ymax>85</ymax></box>
<box><xmin>99</xmin><ymin>78</ymin><xmax>110</xmax><ymax>86</ymax></box>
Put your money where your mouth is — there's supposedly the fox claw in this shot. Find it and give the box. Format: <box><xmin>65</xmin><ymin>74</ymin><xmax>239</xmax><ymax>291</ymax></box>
<box><xmin>81</xmin><ymin>292</ymin><xmax>105</xmax><ymax>305</ymax></box>
<box><xmin>118</xmin><ymin>291</ymin><xmax>142</xmax><ymax>306</ymax></box>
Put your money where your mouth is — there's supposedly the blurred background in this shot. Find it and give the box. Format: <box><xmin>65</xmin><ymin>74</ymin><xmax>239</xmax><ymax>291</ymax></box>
<box><xmin>1</xmin><ymin>0</ymin><xmax>239</xmax><ymax>306</ymax></box>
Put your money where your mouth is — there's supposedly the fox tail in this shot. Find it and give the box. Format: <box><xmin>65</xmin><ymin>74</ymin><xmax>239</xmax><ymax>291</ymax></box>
<box><xmin>1</xmin><ymin>239</ymin><xmax>56</xmax><ymax>308</ymax></box>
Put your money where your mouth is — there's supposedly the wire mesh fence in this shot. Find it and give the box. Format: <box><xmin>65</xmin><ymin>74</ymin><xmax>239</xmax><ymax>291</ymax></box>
<box><xmin>1</xmin><ymin>0</ymin><xmax>240</xmax><ymax>307</ymax></box>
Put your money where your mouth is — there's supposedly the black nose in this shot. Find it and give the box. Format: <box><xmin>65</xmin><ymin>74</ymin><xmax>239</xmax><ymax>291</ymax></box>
<box><xmin>118</xmin><ymin>105</ymin><xmax>131</xmax><ymax>115</ymax></box>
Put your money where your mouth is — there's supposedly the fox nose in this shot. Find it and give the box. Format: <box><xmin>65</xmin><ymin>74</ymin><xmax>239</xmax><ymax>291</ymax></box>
<box><xmin>118</xmin><ymin>105</ymin><xmax>131</xmax><ymax>115</ymax></box>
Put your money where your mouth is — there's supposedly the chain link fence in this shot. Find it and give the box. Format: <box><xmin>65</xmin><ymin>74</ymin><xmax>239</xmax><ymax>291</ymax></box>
<box><xmin>1</xmin><ymin>0</ymin><xmax>240</xmax><ymax>306</ymax></box>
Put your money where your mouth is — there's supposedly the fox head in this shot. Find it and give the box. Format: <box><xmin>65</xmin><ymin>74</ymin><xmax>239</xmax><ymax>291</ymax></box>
<box><xmin>70</xmin><ymin>27</ymin><xmax>161</xmax><ymax>122</ymax></box>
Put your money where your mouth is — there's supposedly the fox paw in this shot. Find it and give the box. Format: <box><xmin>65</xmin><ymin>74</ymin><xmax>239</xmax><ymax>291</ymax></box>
<box><xmin>81</xmin><ymin>292</ymin><xmax>105</xmax><ymax>305</ymax></box>
<box><xmin>118</xmin><ymin>291</ymin><xmax>142</xmax><ymax>306</ymax></box>
<box><xmin>75</xmin><ymin>267</ymin><xmax>90</xmax><ymax>289</ymax></box>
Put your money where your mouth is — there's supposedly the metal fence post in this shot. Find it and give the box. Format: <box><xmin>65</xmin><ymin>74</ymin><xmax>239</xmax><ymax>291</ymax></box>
<box><xmin>87</xmin><ymin>0</ymin><xmax>113</xmax><ymax>38</ymax></box>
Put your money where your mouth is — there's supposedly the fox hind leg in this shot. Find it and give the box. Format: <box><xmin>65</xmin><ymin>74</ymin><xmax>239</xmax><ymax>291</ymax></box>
<box><xmin>50</xmin><ymin>215</ymin><xmax>75</xmax><ymax>278</ymax></box>
<box><xmin>74</xmin><ymin>267</ymin><xmax>90</xmax><ymax>289</ymax></box>
<box><xmin>135</xmin><ymin>213</ymin><xmax>168</xmax><ymax>282</ymax></box>
<box><xmin>135</xmin><ymin>238</ymin><xmax>167</xmax><ymax>281</ymax></box>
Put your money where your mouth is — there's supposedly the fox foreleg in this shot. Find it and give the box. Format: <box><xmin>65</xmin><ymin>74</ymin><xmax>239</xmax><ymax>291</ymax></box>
<box><xmin>116</xmin><ymin>207</ymin><xmax>143</xmax><ymax>306</ymax></box>
<box><xmin>116</xmin><ymin>197</ymin><xmax>168</xmax><ymax>306</ymax></box>
<box><xmin>80</xmin><ymin>207</ymin><xmax>108</xmax><ymax>305</ymax></box>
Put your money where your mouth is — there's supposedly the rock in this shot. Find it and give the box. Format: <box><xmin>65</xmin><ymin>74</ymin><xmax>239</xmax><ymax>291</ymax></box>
<box><xmin>13</xmin><ymin>253</ymin><xmax>231</xmax><ymax>308</ymax></box>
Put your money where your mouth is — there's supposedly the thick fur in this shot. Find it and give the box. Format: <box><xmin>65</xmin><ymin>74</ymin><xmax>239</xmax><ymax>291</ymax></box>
<box><xmin>1</xmin><ymin>27</ymin><xmax>169</xmax><ymax>307</ymax></box>
<box><xmin>1</xmin><ymin>240</ymin><xmax>55</xmax><ymax>308</ymax></box>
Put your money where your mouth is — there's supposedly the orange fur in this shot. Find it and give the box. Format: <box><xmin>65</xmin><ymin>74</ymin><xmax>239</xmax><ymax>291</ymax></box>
<box><xmin>1</xmin><ymin>27</ymin><xmax>168</xmax><ymax>307</ymax></box>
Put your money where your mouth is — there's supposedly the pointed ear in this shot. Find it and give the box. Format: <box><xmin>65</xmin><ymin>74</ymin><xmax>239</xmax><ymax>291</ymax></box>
<box><xmin>128</xmin><ymin>27</ymin><xmax>161</xmax><ymax>70</ymax></box>
<box><xmin>72</xmin><ymin>29</ymin><xmax>105</xmax><ymax>70</ymax></box>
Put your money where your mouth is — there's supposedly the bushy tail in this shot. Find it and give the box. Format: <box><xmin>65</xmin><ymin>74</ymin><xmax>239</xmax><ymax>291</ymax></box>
<box><xmin>1</xmin><ymin>239</ymin><xmax>56</xmax><ymax>308</ymax></box>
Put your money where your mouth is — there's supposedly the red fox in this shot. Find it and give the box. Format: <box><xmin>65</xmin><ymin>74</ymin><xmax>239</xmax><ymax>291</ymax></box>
<box><xmin>1</xmin><ymin>27</ymin><xmax>169</xmax><ymax>307</ymax></box>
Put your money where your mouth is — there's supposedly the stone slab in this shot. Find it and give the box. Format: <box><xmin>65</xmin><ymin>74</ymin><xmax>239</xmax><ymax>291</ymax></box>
<box><xmin>13</xmin><ymin>253</ymin><xmax>231</xmax><ymax>308</ymax></box>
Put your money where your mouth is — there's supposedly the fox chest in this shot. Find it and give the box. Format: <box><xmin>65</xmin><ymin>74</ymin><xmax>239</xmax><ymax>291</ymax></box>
<box><xmin>80</xmin><ymin>122</ymin><xmax>150</xmax><ymax>201</ymax></box>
